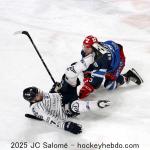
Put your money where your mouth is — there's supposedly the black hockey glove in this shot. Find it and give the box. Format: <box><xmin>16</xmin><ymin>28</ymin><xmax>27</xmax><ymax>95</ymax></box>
<box><xmin>64</xmin><ymin>121</ymin><xmax>82</xmax><ymax>134</ymax></box>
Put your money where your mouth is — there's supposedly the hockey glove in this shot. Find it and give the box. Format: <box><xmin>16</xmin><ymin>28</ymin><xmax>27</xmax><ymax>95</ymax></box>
<box><xmin>98</xmin><ymin>100</ymin><xmax>111</xmax><ymax>108</ymax></box>
<box><xmin>83</xmin><ymin>71</ymin><xmax>92</xmax><ymax>83</ymax></box>
<box><xmin>79</xmin><ymin>82</ymin><xmax>94</xmax><ymax>99</ymax></box>
<box><xmin>64</xmin><ymin>121</ymin><xmax>82</xmax><ymax>134</ymax></box>
<box><xmin>49</xmin><ymin>82</ymin><xmax>61</xmax><ymax>93</ymax></box>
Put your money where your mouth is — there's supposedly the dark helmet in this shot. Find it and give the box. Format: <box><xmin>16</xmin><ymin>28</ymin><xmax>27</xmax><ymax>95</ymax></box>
<box><xmin>23</xmin><ymin>87</ymin><xmax>39</xmax><ymax>102</ymax></box>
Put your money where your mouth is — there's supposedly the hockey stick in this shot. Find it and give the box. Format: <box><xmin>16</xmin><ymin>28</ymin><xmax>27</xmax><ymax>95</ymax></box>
<box><xmin>15</xmin><ymin>31</ymin><xmax>56</xmax><ymax>120</ymax></box>
<box><xmin>15</xmin><ymin>31</ymin><xmax>56</xmax><ymax>84</ymax></box>
<box><xmin>25</xmin><ymin>113</ymin><xmax>43</xmax><ymax>121</ymax></box>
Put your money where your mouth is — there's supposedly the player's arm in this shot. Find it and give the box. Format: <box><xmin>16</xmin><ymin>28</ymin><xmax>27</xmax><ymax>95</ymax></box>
<box><xmin>79</xmin><ymin>69</ymin><xmax>107</xmax><ymax>99</ymax></box>
<box><xmin>79</xmin><ymin>54</ymin><xmax>109</xmax><ymax>99</ymax></box>
<box><xmin>64</xmin><ymin>54</ymin><xmax>94</xmax><ymax>87</ymax></box>
<box><xmin>70</xmin><ymin>99</ymin><xmax>111</xmax><ymax>113</ymax></box>
<box><xmin>50</xmin><ymin>54</ymin><xmax>94</xmax><ymax>95</ymax></box>
<box><xmin>31</xmin><ymin>104</ymin><xmax>82</xmax><ymax>134</ymax></box>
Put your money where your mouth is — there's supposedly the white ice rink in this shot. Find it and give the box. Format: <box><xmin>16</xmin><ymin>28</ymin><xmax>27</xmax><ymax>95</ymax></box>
<box><xmin>0</xmin><ymin>0</ymin><xmax>150</xmax><ymax>150</ymax></box>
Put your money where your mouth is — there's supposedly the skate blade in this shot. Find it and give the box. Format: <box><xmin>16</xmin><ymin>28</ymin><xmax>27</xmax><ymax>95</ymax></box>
<box><xmin>131</xmin><ymin>68</ymin><xmax>144</xmax><ymax>83</ymax></box>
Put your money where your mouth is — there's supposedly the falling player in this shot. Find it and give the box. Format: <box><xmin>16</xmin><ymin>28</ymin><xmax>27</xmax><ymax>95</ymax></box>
<box><xmin>23</xmin><ymin>87</ymin><xmax>110</xmax><ymax>134</ymax></box>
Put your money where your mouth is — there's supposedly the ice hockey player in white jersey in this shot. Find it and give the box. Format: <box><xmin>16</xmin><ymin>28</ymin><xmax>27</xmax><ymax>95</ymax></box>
<box><xmin>49</xmin><ymin>53</ymin><xmax>96</xmax><ymax>105</ymax></box>
<box><xmin>23</xmin><ymin>86</ymin><xmax>110</xmax><ymax>134</ymax></box>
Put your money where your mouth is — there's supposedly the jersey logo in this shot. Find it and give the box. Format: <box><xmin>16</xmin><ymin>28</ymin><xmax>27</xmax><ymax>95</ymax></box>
<box><xmin>71</xmin><ymin>101</ymin><xmax>79</xmax><ymax>113</ymax></box>
<box><xmin>67</xmin><ymin>66</ymin><xmax>76</xmax><ymax>73</ymax></box>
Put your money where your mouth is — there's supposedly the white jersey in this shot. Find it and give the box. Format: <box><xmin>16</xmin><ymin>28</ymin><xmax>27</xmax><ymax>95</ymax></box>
<box><xmin>30</xmin><ymin>91</ymin><xmax>110</xmax><ymax>131</ymax></box>
<box><xmin>31</xmin><ymin>92</ymin><xmax>67</xmax><ymax>129</ymax></box>
<box><xmin>65</xmin><ymin>53</ymin><xmax>94</xmax><ymax>87</ymax></box>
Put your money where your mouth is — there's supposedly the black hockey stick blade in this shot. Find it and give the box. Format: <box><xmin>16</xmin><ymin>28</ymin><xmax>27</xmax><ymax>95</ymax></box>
<box><xmin>22</xmin><ymin>31</ymin><xmax>29</xmax><ymax>35</ymax></box>
<box><xmin>22</xmin><ymin>31</ymin><xmax>32</xmax><ymax>38</ymax></box>
<box><xmin>25</xmin><ymin>114</ymin><xmax>43</xmax><ymax>121</ymax></box>
<box><xmin>14</xmin><ymin>31</ymin><xmax>27</xmax><ymax>35</ymax></box>
<box><xmin>20</xmin><ymin>31</ymin><xmax>32</xmax><ymax>40</ymax></box>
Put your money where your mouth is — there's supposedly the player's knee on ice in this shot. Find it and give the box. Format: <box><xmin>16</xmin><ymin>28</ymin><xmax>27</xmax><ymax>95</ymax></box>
<box><xmin>104</xmin><ymin>75</ymin><xmax>125</xmax><ymax>90</ymax></box>
<box><xmin>90</xmin><ymin>76</ymin><xmax>103</xmax><ymax>89</ymax></box>
<box><xmin>104</xmin><ymin>80</ymin><xmax>117</xmax><ymax>90</ymax></box>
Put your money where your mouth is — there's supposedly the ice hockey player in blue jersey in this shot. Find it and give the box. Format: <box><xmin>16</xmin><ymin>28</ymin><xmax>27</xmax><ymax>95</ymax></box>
<box><xmin>23</xmin><ymin>86</ymin><xmax>110</xmax><ymax>134</ymax></box>
<box><xmin>50</xmin><ymin>35</ymin><xmax>143</xmax><ymax>104</ymax></box>
<box><xmin>79</xmin><ymin>35</ymin><xmax>143</xmax><ymax>99</ymax></box>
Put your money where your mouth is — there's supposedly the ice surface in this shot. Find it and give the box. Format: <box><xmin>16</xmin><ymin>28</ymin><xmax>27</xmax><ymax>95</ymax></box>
<box><xmin>0</xmin><ymin>0</ymin><xmax>150</xmax><ymax>150</ymax></box>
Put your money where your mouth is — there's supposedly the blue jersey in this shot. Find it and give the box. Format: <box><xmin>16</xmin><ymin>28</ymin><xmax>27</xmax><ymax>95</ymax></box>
<box><xmin>81</xmin><ymin>40</ymin><xmax>121</xmax><ymax>73</ymax></box>
<box><xmin>101</xmin><ymin>40</ymin><xmax>120</xmax><ymax>73</ymax></box>
<box><xmin>81</xmin><ymin>40</ymin><xmax>122</xmax><ymax>89</ymax></box>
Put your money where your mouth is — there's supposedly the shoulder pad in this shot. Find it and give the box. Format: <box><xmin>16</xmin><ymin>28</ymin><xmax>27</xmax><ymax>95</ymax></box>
<box><xmin>92</xmin><ymin>43</ymin><xmax>108</xmax><ymax>55</ymax></box>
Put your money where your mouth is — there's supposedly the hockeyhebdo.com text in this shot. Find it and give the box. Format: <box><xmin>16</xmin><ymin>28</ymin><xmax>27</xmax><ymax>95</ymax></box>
<box><xmin>76</xmin><ymin>142</ymin><xmax>139</xmax><ymax>149</ymax></box>
<box><xmin>10</xmin><ymin>141</ymin><xmax>140</xmax><ymax>149</ymax></box>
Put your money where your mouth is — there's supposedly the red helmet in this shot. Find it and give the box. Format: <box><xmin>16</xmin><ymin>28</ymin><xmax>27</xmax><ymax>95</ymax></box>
<box><xmin>83</xmin><ymin>35</ymin><xmax>98</xmax><ymax>48</ymax></box>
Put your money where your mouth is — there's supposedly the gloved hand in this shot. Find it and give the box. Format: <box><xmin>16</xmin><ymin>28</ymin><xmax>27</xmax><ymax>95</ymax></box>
<box><xmin>49</xmin><ymin>82</ymin><xmax>61</xmax><ymax>93</ymax></box>
<box><xmin>83</xmin><ymin>71</ymin><xmax>92</xmax><ymax>83</ymax></box>
<box><xmin>64</xmin><ymin>121</ymin><xmax>82</xmax><ymax>134</ymax></box>
<box><xmin>83</xmin><ymin>77</ymin><xmax>92</xmax><ymax>83</ymax></box>
<box><xmin>84</xmin><ymin>71</ymin><xmax>91</xmax><ymax>78</ymax></box>
<box><xmin>79</xmin><ymin>82</ymin><xmax>94</xmax><ymax>99</ymax></box>
<box><xmin>97</xmin><ymin>100</ymin><xmax>111</xmax><ymax>108</ymax></box>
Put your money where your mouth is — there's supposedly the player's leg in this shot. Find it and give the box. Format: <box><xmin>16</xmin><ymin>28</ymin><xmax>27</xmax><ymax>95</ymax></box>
<box><xmin>104</xmin><ymin>68</ymin><xmax>143</xmax><ymax>90</ymax></box>
<box><xmin>50</xmin><ymin>74</ymin><xmax>80</xmax><ymax>105</ymax></box>
<box><xmin>104</xmin><ymin>74</ymin><xmax>125</xmax><ymax>90</ymax></box>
